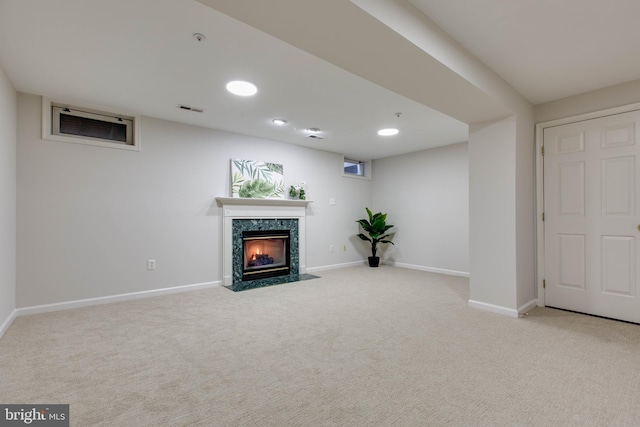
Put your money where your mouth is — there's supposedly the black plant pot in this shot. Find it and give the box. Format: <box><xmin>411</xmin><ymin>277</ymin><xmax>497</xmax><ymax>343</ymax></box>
<box><xmin>368</xmin><ymin>256</ymin><xmax>380</xmax><ymax>267</ymax></box>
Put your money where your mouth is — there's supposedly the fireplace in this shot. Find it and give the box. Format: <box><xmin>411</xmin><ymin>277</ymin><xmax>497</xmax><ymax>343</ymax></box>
<box><xmin>216</xmin><ymin>197</ymin><xmax>313</xmax><ymax>291</ymax></box>
<box><xmin>242</xmin><ymin>229</ymin><xmax>291</xmax><ymax>281</ymax></box>
<box><xmin>230</xmin><ymin>217</ymin><xmax>300</xmax><ymax>290</ymax></box>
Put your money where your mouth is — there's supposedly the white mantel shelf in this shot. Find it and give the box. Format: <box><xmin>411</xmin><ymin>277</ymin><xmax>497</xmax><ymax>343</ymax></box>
<box><xmin>215</xmin><ymin>197</ymin><xmax>313</xmax><ymax>207</ymax></box>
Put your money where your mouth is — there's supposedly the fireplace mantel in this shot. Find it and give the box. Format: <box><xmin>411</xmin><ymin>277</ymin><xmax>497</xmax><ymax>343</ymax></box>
<box><xmin>216</xmin><ymin>197</ymin><xmax>311</xmax><ymax>287</ymax></box>
<box><xmin>215</xmin><ymin>197</ymin><xmax>313</xmax><ymax>208</ymax></box>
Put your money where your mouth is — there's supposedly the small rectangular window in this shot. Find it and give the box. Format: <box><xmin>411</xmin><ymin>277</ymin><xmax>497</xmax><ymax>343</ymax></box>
<box><xmin>43</xmin><ymin>98</ymin><xmax>140</xmax><ymax>151</ymax></box>
<box><xmin>55</xmin><ymin>107</ymin><xmax>132</xmax><ymax>144</ymax></box>
<box><xmin>344</xmin><ymin>159</ymin><xmax>364</xmax><ymax>176</ymax></box>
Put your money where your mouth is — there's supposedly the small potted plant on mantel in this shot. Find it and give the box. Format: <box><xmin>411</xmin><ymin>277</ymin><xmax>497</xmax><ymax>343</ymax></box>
<box><xmin>356</xmin><ymin>207</ymin><xmax>394</xmax><ymax>267</ymax></box>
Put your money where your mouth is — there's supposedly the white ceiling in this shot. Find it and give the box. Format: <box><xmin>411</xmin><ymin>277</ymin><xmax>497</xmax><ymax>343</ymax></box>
<box><xmin>408</xmin><ymin>0</ymin><xmax>640</xmax><ymax>105</ymax></box>
<box><xmin>1</xmin><ymin>0</ymin><xmax>639</xmax><ymax>159</ymax></box>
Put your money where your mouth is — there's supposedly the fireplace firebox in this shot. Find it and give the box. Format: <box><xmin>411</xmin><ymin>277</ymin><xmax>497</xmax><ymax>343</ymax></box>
<box><xmin>242</xmin><ymin>230</ymin><xmax>291</xmax><ymax>281</ymax></box>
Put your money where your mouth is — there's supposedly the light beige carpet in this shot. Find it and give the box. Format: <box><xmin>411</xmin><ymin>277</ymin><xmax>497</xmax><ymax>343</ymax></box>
<box><xmin>2</xmin><ymin>265</ymin><xmax>640</xmax><ymax>426</ymax></box>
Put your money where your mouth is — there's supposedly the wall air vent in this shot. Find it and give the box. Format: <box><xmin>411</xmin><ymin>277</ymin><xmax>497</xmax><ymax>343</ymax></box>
<box><xmin>43</xmin><ymin>98</ymin><xmax>140</xmax><ymax>151</ymax></box>
<box><xmin>178</xmin><ymin>104</ymin><xmax>205</xmax><ymax>113</ymax></box>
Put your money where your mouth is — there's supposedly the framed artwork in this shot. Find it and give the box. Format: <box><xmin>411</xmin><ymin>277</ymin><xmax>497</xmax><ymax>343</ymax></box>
<box><xmin>230</xmin><ymin>159</ymin><xmax>285</xmax><ymax>199</ymax></box>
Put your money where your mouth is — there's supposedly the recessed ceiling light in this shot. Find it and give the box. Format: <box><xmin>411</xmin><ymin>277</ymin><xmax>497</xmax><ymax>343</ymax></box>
<box><xmin>306</xmin><ymin>127</ymin><xmax>321</xmax><ymax>133</ymax></box>
<box><xmin>272</xmin><ymin>119</ymin><xmax>287</xmax><ymax>126</ymax></box>
<box><xmin>226</xmin><ymin>80</ymin><xmax>258</xmax><ymax>96</ymax></box>
<box><xmin>378</xmin><ymin>128</ymin><xmax>399</xmax><ymax>136</ymax></box>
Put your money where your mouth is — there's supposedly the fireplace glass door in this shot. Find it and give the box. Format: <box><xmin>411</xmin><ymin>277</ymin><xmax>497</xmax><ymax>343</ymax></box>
<box><xmin>242</xmin><ymin>230</ymin><xmax>290</xmax><ymax>281</ymax></box>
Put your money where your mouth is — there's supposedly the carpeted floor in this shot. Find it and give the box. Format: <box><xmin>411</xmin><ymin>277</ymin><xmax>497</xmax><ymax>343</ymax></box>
<box><xmin>2</xmin><ymin>265</ymin><xmax>640</xmax><ymax>426</ymax></box>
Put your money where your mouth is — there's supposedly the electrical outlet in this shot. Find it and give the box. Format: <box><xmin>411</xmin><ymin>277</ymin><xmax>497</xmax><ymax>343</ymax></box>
<box><xmin>329</xmin><ymin>198</ymin><xmax>336</xmax><ymax>205</ymax></box>
<box><xmin>330</xmin><ymin>244</ymin><xmax>335</xmax><ymax>253</ymax></box>
<box><xmin>147</xmin><ymin>259</ymin><xmax>156</xmax><ymax>270</ymax></box>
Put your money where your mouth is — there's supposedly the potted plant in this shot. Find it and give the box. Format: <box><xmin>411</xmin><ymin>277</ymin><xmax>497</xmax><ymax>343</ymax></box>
<box><xmin>356</xmin><ymin>207</ymin><xmax>394</xmax><ymax>267</ymax></box>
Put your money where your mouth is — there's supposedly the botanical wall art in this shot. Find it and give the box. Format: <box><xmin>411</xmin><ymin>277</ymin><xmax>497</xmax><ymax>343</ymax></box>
<box><xmin>231</xmin><ymin>159</ymin><xmax>285</xmax><ymax>199</ymax></box>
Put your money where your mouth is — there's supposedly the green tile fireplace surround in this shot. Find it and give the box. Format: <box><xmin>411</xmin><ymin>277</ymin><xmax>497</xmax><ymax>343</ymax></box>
<box><xmin>215</xmin><ymin>197</ymin><xmax>313</xmax><ymax>291</ymax></box>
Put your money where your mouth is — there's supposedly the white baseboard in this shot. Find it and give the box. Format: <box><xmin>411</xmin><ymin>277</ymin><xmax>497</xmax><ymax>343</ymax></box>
<box><xmin>16</xmin><ymin>280</ymin><xmax>222</xmax><ymax>317</ymax></box>
<box><xmin>468</xmin><ymin>299</ymin><xmax>519</xmax><ymax>318</ymax></box>
<box><xmin>307</xmin><ymin>261</ymin><xmax>470</xmax><ymax>278</ymax></box>
<box><xmin>387</xmin><ymin>262</ymin><xmax>470</xmax><ymax>278</ymax></box>
<box><xmin>306</xmin><ymin>261</ymin><xmax>365</xmax><ymax>273</ymax></box>
<box><xmin>518</xmin><ymin>298</ymin><xmax>539</xmax><ymax>315</ymax></box>
<box><xmin>468</xmin><ymin>298</ymin><xmax>539</xmax><ymax>319</ymax></box>
<box><xmin>0</xmin><ymin>309</ymin><xmax>17</xmax><ymax>339</ymax></box>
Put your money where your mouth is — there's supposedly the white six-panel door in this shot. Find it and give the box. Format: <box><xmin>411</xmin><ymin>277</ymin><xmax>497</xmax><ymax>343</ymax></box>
<box><xmin>544</xmin><ymin>110</ymin><xmax>640</xmax><ymax>323</ymax></box>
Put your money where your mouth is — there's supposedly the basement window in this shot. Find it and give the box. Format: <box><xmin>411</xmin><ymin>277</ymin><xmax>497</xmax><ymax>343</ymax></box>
<box><xmin>343</xmin><ymin>157</ymin><xmax>372</xmax><ymax>180</ymax></box>
<box><xmin>42</xmin><ymin>98</ymin><xmax>140</xmax><ymax>151</ymax></box>
<box><xmin>344</xmin><ymin>158</ymin><xmax>364</xmax><ymax>176</ymax></box>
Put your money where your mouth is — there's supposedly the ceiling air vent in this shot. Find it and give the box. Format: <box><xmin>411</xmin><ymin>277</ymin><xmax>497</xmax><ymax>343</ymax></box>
<box><xmin>178</xmin><ymin>104</ymin><xmax>205</xmax><ymax>113</ymax></box>
<box><xmin>307</xmin><ymin>134</ymin><xmax>325</xmax><ymax>140</ymax></box>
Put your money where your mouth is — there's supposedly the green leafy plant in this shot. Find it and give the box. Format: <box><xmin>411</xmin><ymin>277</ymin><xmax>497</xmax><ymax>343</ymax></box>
<box><xmin>356</xmin><ymin>207</ymin><xmax>394</xmax><ymax>258</ymax></box>
<box><xmin>288</xmin><ymin>182</ymin><xmax>307</xmax><ymax>200</ymax></box>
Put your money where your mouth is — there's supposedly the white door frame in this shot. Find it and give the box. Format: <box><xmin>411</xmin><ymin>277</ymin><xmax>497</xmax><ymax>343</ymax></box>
<box><xmin>535</xmin><ymin>101</ymin><xmax>640</xmax><ymax>307</ymax></box>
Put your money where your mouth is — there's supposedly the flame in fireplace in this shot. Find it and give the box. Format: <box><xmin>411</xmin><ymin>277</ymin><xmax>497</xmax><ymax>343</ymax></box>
<box><xmin>249</xmin><ymin>244</ymin><xmax>264</xmax><ymax>261</ymax></box>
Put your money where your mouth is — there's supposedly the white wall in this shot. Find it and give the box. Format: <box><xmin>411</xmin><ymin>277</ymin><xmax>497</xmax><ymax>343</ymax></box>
<box><xmin>468</xmin><ymin>117</ymin><xmax>518</xmax><ymax>310</ymax></box>
<box><xmin>467</xmin><ymin>110</ymin><xmax>536</xmax><ymax>315</ymax></box>
<box><xmin>0</xmin><ymin>65</ymin><xmax>17</xmax><ymax>332</ymax></box>
<box><xmin>372</xmin><ymin>142</ymin><xmax>469</xmax><ymax>274</ymax></box>
<box><xmin>536</xmin><ymin>78</ymin><xmax>640</xmax><ymax>124</ymax></box>
<box><xmin>515</xmin><ymin>112</ymin><xmax>536</xmax><ymax>309</ymax></box>
<box><xmin>16</xmin><ymin>93</ymin><xmax>371</xmax><ymax>308</ymax></box>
